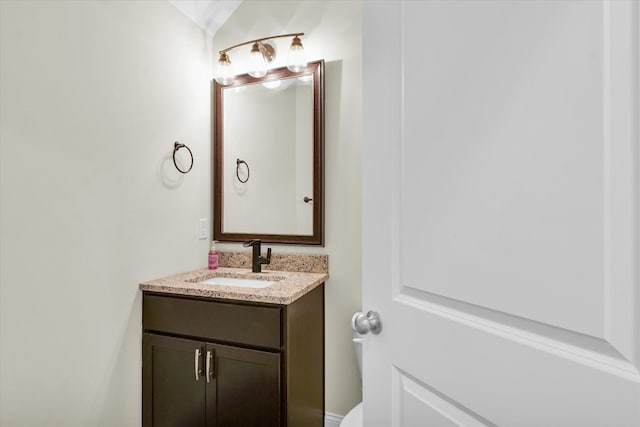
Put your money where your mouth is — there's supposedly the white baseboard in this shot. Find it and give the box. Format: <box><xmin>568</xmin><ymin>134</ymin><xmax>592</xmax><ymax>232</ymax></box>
<box><xmin>325</xmin><ymin>411</ymin><xmax>344</xmax><ymax>427</ymax></box>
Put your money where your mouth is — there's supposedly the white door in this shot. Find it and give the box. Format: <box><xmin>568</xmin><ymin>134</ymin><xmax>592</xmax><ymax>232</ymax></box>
<box><xmin>362</xmin><ymin>1</ymin><xmax>640</xmax><ymax>425</ymax></box>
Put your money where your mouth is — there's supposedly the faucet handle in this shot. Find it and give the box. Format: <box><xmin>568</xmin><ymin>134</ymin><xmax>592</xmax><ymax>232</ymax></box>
<box><xmin>265</xmin><ymin>248</ymin><xmax>272</xmax><ymax>262</ymax></box>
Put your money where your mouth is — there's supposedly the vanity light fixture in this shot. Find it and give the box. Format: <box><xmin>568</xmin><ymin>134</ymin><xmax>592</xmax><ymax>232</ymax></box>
<box><xmin>216</xmin><ymin>52</ymin><xmax>234</xmax><ymax>85</ymax></box>
<box><xmin>247</xmin><ymin>41</ymin><xmax>271</xmax><ymax>78</ymax></box>
<box><xmin>215</xmin><ymin>33</ymin><xmax>307</xmax><ymax>85</ymax></box>
<box><xmin>287</xmin><ymin>36</ymin><xmax>307</xmax><ymax>72</ymax></box>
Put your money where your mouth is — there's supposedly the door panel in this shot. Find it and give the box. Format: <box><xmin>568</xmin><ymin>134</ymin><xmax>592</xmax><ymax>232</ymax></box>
<box><xmin>142</xmin><ymin>333</ymin><xmax>206</xmax><ymax>427</ymax></box>
<box><xmin>363</xmin><ymin>1</ymin><xmax>640</xmax><ymax>425</ymax></box>
<box><xmin>392</xmin><ymin>368</ymin><xmax>494</xmax><ymax>427</ymax></box>
<box><xmin>206</xmin><ymin>343</ymin><xmax>280</xmax><ymax>427</ymax></box>
<box><xmin>402</xmin><ymin>0</ymin><xmax>605</xmax><ymax>340</ymax></box>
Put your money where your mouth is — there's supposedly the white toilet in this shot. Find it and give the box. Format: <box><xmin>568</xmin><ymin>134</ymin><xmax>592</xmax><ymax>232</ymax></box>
<box><xmin>340</xmin><ymin>402</ymin><xmax>363</xmax><ymax>427</ymax></box>
<box><xmin>340</xmin><ymin>333</ymin><xmax>363</xmax><ymax>427</ymax></box>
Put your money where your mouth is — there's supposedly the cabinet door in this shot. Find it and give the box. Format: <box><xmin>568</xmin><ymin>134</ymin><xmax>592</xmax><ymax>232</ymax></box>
<box><xmin>205</xmin><ymin>343</ymin><xmax>280</xmax><ymax>427</ymax></box>
<box><xmin>143</xmin><ymin>333</ymin><xmax>206</xmax><ymax>427</ymax></box>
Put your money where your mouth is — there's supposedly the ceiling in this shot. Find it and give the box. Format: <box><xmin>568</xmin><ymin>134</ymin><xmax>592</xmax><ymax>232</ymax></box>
<box><xmin>168</xmin><ymin>0</ymin><xmax>242</xmax><ymax>36</ymax></box>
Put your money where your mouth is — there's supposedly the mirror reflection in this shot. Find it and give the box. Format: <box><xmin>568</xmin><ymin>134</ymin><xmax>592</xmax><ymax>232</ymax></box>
<box><xmin>223</xmin><ymin>77</ymin><xmax>313</xmax><ymax>235</ymax></box>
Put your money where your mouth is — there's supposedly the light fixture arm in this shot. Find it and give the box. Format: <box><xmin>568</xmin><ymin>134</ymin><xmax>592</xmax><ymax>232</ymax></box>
<box><xmin>219</xmin><ymin>32</ymin><xmax>304</xmax><ymax>55</ymax></box>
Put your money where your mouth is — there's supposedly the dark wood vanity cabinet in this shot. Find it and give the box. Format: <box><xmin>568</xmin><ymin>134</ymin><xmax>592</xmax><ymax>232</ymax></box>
<box><xmin>143</xmin><ymin>335</ymin><xmax>280</xmax><ymax>427</ymax></box>
<box><xmin>142</xmin><ymin>285</ymin><xmax>324</xmax><ymax>427</ymax></box>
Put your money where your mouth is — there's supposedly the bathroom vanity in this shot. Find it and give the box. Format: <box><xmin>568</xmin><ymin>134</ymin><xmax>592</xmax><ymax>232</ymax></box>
<box><xmin>140</xmin><ymin>255</ymin><xmax>328</xmax><ymax>427</ymax></box>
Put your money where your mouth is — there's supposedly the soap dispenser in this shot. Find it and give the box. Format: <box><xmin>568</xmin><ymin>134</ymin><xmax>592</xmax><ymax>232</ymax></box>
<box><xmin>208</xmin><ymin>240</ymin><xmax>219</xmax><ymax>270</ymax></box>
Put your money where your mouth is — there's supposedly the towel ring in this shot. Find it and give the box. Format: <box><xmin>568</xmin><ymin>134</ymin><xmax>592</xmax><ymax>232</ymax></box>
<box><xmin>236</xmin><ymin>159</ymin><xmax>250</xmax><ymax>183</ymax></box>
<box><xmin>173</xmin><ymin>142</ymin><xmax>193</xmax><ymax>174</ymax></box>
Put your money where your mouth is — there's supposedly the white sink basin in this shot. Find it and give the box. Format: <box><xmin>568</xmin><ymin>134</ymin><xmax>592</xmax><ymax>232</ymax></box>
<box><xmin>198</xmin><ymin>277</ymin><xmax>275</xmax><ymax>288</ymax></box>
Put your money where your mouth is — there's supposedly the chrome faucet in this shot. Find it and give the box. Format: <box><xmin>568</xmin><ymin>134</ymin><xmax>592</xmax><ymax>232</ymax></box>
<box><xmin>242</xmin><ymin>239</ymin><xmax>272</xmax><ymax>273</ymax></box>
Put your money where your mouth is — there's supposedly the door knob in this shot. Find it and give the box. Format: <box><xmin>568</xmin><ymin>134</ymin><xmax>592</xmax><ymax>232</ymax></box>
<box><xmin>352</xmin><ymin>311</ymin><xmax>382</xmax><ymax>335</ymax></box>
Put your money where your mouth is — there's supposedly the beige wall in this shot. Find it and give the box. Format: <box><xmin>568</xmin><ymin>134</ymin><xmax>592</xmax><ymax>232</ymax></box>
<box><xmin>0</xmin><ymin>1</ymin><xmax>213</xmax><ymax>425</ymax></box>
<box><xmin>213</xmin><ymin>0</ymin><xmax>363</xmax><ymax>416</ymax></box>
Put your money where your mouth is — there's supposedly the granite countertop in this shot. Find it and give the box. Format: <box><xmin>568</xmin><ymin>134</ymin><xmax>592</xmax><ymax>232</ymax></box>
<box><xmin>139</xmin><ymin>267</ymin><xmax>329</xmax><ymax>305</ymax></box>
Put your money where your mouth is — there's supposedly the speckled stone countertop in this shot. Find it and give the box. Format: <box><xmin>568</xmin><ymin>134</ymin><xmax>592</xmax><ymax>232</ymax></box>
<box><xmin>139</xmin><ymin>252</ymin><xmax>329</xmax><ymax>305</ymax></box>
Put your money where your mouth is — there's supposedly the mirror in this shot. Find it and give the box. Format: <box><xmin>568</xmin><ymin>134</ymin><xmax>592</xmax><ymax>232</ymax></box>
<box><xmin>214</xmin><ymin>60</ymin><xmax>324</xmax><ymax>245</ymax></box>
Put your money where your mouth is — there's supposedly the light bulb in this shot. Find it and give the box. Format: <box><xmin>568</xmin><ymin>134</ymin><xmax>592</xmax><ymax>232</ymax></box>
<box><xmin>248</xmin><ymin>42</ymin><xmax>267</xmax><ymax>78</ymax></box>
<box><xmin>287</xmin><ymin>36</ymin><xmax>307</xmax><ymax>72</ymax></box>
<box><xmin>215</xmin><ymin>52</ymin><xmax>234</xmax><ymax>85</ymax></box>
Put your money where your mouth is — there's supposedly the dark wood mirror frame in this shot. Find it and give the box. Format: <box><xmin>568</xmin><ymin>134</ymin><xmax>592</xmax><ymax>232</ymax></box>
<box><xmin>213</xmin><ymin>60</ymin><xmax>325</xmax><ymax>245</ymax></box>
